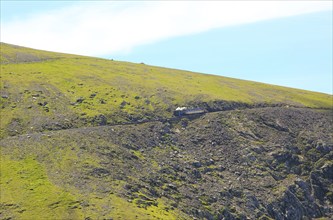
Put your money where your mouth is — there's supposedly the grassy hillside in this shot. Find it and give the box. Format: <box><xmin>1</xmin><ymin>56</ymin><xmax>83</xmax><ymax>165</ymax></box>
<box><xmin>0</xmin><ymin>43</ymin><xmax>331</xmax><ymax>138</ymax></box>
<box><xmin>1</xmin><ymin>43</ymin><xmax>333</xmax><ymax>219</ymax></box>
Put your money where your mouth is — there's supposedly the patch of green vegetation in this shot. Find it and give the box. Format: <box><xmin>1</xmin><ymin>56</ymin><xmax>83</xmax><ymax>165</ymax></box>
<box><xmin>75</xmin><ymin>191</ymin><xmax>189</xmax><ymax>220</ymax></box>
<box><xmin>133</xmin><ymin>192</ymin><xmax>158</xmax><ymax>208</ymax></box>
<box><xmin>131</xmin><ymin>149</ymin><xmax>145</xmax><ymax>160</ymax></box>
<box><xmin>0</xmin><ymin>42</ymin><xmax>80</xmax><ymax>64</ymax></box>
<box><xmin>271</xmin><ymin>174</ymin><xmax>297</xmax><ymax>199</ymax></box>
<box><xmin>73</xmin><ymin>192</ymin><xmax>186</xmax><ymax>220</ymax></box>
<box><xmin>0</xmin><ymin>155</ymin><xmax>83</xmax><ymax>220</ymax></box>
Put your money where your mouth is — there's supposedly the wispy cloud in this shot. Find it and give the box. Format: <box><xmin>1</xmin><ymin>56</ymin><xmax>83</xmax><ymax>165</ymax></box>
<box><xmin>1</xmin><ymin>1</ymin><xmax>331</xmax><ymax>56</ymax></box>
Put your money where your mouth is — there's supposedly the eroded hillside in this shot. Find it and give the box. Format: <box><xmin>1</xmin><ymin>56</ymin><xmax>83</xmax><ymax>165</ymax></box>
<box><xmin>1</xmin><ymin>107</ymin><xmax>332</xmax><ymax>219</ymax></box>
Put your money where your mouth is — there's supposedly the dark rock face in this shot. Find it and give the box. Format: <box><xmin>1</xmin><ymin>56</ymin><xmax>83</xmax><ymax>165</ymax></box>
<box><xmin>108</xmin><ymin>107</ymin><xmax>332</xmax><ymax>220</ymax></box>
<box><xmin>92</xmin><ymin>114</ymin><xmax>107</xmax><ymax>126</ymax></box>
<box><xmin>267</xmin><ymin>187</ymin><xmax>323</xmax><ymax>220</ymax></box>
<box><xmin>76</xmin><ymin>97</ymin><xmax>85</xmax><ymax>103</ymax></box>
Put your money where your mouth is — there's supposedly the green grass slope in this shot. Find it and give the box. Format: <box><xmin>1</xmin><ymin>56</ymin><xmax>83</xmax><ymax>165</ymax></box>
<box><xmin>0</xmin><ymin>42</ymin><xmax>332</xmax><ymax>138</ymax></box>
<box><xmin>0</xmin><ymin>154</ymin><xmax>187</xmax><ymax>220</ymax></box>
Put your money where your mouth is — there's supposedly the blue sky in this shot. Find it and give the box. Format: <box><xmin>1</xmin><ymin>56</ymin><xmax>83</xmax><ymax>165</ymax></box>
<box><xmin>1</xmin><ymin>1</ymin><xmax>332</xmax><ymax>94</ymax></box>
<box><xmin>114</xmin><ymin>11</ymin><xmax>332</xmax><ymax>94</ymax></box>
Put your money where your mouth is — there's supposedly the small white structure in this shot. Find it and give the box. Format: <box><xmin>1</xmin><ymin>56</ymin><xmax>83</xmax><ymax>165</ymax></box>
<box><xmin>174</xmin><ymin>107</ymin><xmax>205</xmax><ymax>116</ymax></box>
<box><xmin>175</xmin><ymin>107</ymin><xmax>187</xmax><ymax>111</ymax></box>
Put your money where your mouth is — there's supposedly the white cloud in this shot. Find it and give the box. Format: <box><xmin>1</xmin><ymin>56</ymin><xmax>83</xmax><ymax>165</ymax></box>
<box><xmin>1</xmin><ymin>1</ymin><xmax>331</xmax><ymax>56</ymax></box>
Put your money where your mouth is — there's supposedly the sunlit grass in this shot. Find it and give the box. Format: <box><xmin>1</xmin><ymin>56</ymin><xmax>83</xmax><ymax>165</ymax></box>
<box><xmin>1</xmin><ymin>42</ymin><xmax>332</xmax><ymax>138</ymax></box>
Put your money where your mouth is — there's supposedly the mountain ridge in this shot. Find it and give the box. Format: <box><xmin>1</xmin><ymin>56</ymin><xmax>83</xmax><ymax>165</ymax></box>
<box><xmin>1</xmin><ymin>42</ymin><xmax>332</xmax><ymax>95</ymax></box>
